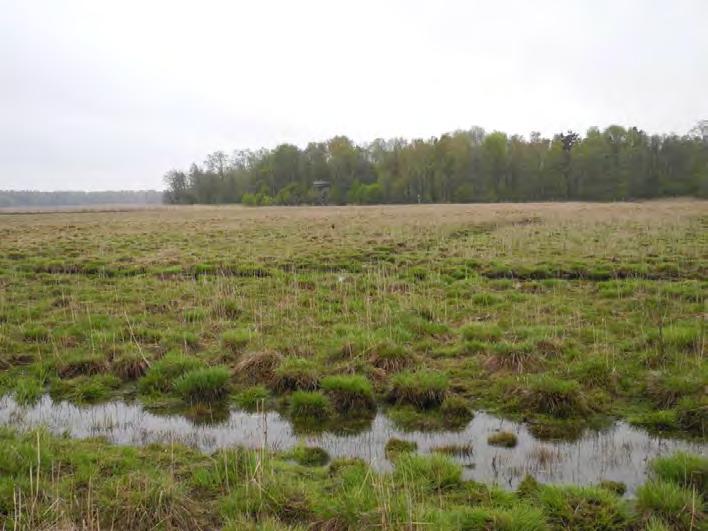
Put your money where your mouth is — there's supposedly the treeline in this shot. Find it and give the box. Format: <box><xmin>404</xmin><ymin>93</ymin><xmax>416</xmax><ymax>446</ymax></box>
<box><xmin>164</xmin><ymin>126</ymin><xmax>708</xmax><ymax>205</ymax></box>
<box><xmin>0</xmin><ymin>190</ymin><xmax>163</xmax><ymax>208</ymax></box>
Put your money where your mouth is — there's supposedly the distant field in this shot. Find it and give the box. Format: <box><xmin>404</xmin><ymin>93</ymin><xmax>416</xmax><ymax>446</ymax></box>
<box><xmin>0</xmin><ymin>200</ymin><xmax>705</xmax><ymax>529</ymax></box>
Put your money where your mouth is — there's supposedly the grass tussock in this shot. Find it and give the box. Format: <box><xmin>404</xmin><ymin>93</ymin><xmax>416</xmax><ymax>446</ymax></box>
<box><xmin>138</xmin><ymin>352</ymin><xmax>204</xmax><ymax>395</ymax></box>
<box><xmin>521</xmin><ymin>375</ymin><xmax>589</xmax><ymax>418</ymax></box>
<box><xmin>388</xmin><ymin>370</ymin><xmax>449</xmax><ymax>409</ymax></box>
<box><xmin>234</xmin><ymin>350</ymin><xmax>282</xmax><ymax>385</ymax></box>
<box><xmin>289</xmin><ymin>390</ymin><xmax>330</xmax><ymax>420</ymax></box>
<box><xmin>320</xmin><ymin>374</ymin><xmax>375</xmax><ymax>413</ymax></box>
<box><xmin>271</xmin><ymin>357</ymin><xmax>320</xmax><ymax>392</ymax></box>
<box><xmin>369</xmin><ymin>340</ymin><xmax>412</xmax><ymax>373</ymax></box>
<box><xmin>173</xmin><ymin>366</ymin><xmax>231</xmax><ymax>402</ymax></box>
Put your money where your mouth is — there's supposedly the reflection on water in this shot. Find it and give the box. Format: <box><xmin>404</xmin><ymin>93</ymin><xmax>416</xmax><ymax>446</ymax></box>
<box><xmin>1</xmin><ymin>395</ymin><xmax>704</xmax><ymax>494</ymax></box>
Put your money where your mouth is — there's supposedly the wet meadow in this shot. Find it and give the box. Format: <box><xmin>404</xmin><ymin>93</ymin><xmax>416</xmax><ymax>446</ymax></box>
<box><xmin>0</xmin><ymin>201</ymin><xmax>705</xmax><ymax>529</ymax></box>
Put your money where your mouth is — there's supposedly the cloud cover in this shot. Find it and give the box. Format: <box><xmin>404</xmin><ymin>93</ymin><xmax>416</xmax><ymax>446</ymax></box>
<box><xmin>1</xmin><ymin>0</ymin><xmax>706</xmax><ymax>190</ymax></box>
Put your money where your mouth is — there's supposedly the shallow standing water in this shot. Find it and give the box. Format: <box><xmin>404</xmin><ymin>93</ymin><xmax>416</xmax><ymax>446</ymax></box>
<box><xmin>0</xmin><ymin>395</ymin><xmax>704</xmax><ymax>494</ymax></box>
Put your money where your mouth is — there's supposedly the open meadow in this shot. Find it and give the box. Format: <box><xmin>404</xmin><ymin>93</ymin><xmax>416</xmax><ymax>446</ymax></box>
<box><xmin>0</xmin><ymin>200</ymin><xmax>705</xmax><ymax>529</ymax></box>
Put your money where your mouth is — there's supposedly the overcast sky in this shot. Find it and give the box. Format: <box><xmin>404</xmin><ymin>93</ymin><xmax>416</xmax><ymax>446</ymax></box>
<box><xmin>2</xmin><ymin>0</ymin><xmax>706</xmax><ymax>191</ymax></box>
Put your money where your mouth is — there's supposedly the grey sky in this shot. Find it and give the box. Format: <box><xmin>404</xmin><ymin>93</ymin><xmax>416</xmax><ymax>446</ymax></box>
<box><xmin>1</xmin><ymin>0</ymin><xmax>706</xmax><ymax>191</ymax></box>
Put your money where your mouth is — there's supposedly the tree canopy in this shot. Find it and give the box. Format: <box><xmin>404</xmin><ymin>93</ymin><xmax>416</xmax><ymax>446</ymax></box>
<box><xmin>164</xmin><ymin>126</ymin><xmax>708</xmax><ymax>205</ymax></box>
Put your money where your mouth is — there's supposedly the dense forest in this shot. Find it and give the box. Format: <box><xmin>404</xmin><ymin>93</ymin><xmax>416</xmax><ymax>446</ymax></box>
<box><xmin>0</xmin><ymin>190</ymin><xmax>163</xmax><ymax>208</ymax></box>
<box><xmin>164</xmin><ymin>126</ymin><xmax>708</xmax><ymax>205</ymax></box>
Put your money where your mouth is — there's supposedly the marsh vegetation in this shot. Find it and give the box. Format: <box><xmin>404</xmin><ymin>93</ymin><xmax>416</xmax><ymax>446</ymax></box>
<box><xmin>0</xmin><ymin>200</ymin><xmax>705</xmax><ymax>528</ymax></box>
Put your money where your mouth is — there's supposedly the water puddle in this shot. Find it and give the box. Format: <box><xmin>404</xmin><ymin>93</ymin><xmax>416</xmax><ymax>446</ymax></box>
<box><xmin>1</xmin><ymin>395</ymin><xmax>704</xmax><ymax>494</ymax></box>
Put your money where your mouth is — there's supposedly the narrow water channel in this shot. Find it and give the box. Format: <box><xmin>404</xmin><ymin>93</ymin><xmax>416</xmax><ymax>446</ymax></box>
<box><xmin>1</xmin><ymin>395</ymin><xmax>703</xmax><ymax>494</ymax></box>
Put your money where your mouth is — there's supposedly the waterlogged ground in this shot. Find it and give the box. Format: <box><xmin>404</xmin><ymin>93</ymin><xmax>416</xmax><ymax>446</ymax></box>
<box><xmin>0</xmin><ymin>202</ymin><xmax>706</xmax><ymax>528</ymax></box>
<box><xmin>1</xmin><ymin>394</ymin><xmax>704</xmax><ymax>494</ymax></box>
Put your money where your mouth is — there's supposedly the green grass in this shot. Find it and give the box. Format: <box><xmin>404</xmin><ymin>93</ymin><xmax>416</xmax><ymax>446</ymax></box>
<box><xmin>173</xmin><ymin>366</ymin><xmax>231</xmax><ymax>402</ymax></box>
<box><xmin>288</xmin><ymin>391</ymin><xmax>330</xmax><ymax>420</ymax></box>
<box><xmin>649</xmin><ymin>452</ymin><xmax>707</xmax><ymax>492</ymax></box>
<box><xmin>138</xmin><ymin>352</ymin><xmax>204</xmax><ymax>395</ymax></box>
<box><xmin>320</xmin><ymin>374</ymin><xmax>375</xmax><ymax>413</ymax></box>
<box><xmin>635</xmin><ymin>480</ymin><xmax>703</xmax><ymax>530</ymax></box>
<box><xmin>289</xmin><ymin>446</ymin><xmax>330</xmax><ymax>467</ymax></box>
<box><xmin>234</xmin><ymin>385</ymin><xmax>269</xmax><ymax>411</ymax></box>
<box><xmin>384</xmin><ymin>437</ymin><xmax>418</xmax><ymax>457</ymax></box>
<box><xmin>0</xmin><ymin>203</ymin><xmax>705</xmax><ymax>527</ymax></box>
<box><xmin>388</xmin><ymin>370</ymin><xmax>449</xmax><ymax>408</ymax></box>
<box><xmin>271</xmin><ymin>357</ymin><xmax>320</xmax><ymax>392</ymax></box>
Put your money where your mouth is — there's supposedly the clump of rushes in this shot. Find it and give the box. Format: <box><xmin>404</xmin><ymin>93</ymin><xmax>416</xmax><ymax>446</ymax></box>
<box><xmin>233</xmin><ymin>350</ymin><xmax>281</xmax><ymax>385</ymax></box>
<box><xmin>139</xmin><ymin>352</ymin><xmax>204</xmax><ymax>394</ymax></box>
<box><xmin>385</xmin><ymin>437</ymin><xmax>418</xmax><ymax>458</ymax></box>
<box><xmin>173</xmin><ymin>366</ymin><xmax>231</xmax><ymax>403</ymax></box>
<box><xmin>536</xmin><ymin>485</ymin><xmax>630</xmax><ymax>529</ymax></box>
<box><xmin>320</xmin><ymin>374</ymin><xmax>376</xmax><ymax>414</ymax></box>
<box><xmin>57</xmin><ymin>351</ymin><xmax>108</xmax><ymax>378</ymax></box>
<box><xmin>51</xmin><ymin>374</ymin><xmax>121</xmax><ymax>403</ymax></box>
<box><xmin>522</xmin><ymin>375</ymin><xmax>588</xmax><ymax>418</ymax></box>
<box><xmin>488</xmin><ymin>431</ymin><xmax>518</xmax><ymax>448</ymax></box>
<box><xmin>393</xmin><ymin>453</ymin><xmax>462</xmax><ymax>492</ymax></box>
<box><xmin>486</xmin><ymin>342</ymin><xmax>537</xmax><ymax>373</ymax></box>
<box><xmin>234</xmin><ymin>385</ymin><xmax>269</xmax><ymax>411</ymax></box>
<box><xmin>14</xmin><ymin>377</ymin><xmax>43</xmax><ymax>405</ymax></box>
<box><xmin>645</xmin><ymin>372</ymin><xmax>702</xmax><ymax>408</ymax></box>
<box><xmin>271</xmin><ymin>357</ymin><xmax>320</xmax><ymax>392</ymax></box>
<box><xmin>649</xmin><ymin>452</ymin><xmax>707</xmax><ymax>492</ymax></box>
<box><xmin>221</xmin><ymin>329</ymin><xmax>250</xmax><ymax>353</ymax></box>
<box><xmin>629</xmin><ymin>410</ymin><xmax>678</xmax><ymax>432</ymax></box>
<box><xmin>290</xmin><ymin>446</ymin><xmax>330</xmax><ymax>467</ymax></box>
<box><xmin>22</xmin><ymin>325</ymin><xmax>51</xmax><ymax>343</ymax></box>
<box><xmin>460</xmin><ymin>322</ymin><xmax>502</xmax><ymax>342</ymax></box>
<box><xmin>389</xmin><ymin>370</ymin><xmax>449</xmax><ymax>408</ymax></box>
<box><xmin>598</xmin><ymin>480</ymin><xmax>627</xmax><ymax>496</ymax></box>
<box><xmin>635</xmin><ymin>480</ymin><xmax>702</xmax><ymax>530</ymax></box>
<box><xmin>111</xmin><ymin>349</ymin><xmax>149</xmax><ymax>381</ymax></box>
<box><xmin>369</xmin><ymin>340</ymin><xmax>411</xmax><ymax>373</ymax></box>
<box><xmin>440</xmin><ymin>395</ymin><xmax>474</xmax><ymax>426</ymax></box>
<box><xmin>289</xmin><ymin>391</ymin><xmax>330</xmax><ymax>420</ymax></box>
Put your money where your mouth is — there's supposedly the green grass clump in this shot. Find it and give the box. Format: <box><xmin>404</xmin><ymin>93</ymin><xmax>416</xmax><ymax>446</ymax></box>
<box><xmin>271</xmin><ymin>357</ymin><xmax>320</xmax><ymax>392</ymax></box>
<box><xmin>13</xmin><ymin>377</ymin><xmax>43</xmax><ymax>405</ymax></box>
<box><xmin>51</xmin><ymin>374</ymin><xmax>121</xmax><ymax>403</ymax></box>
<box><xmin>537</xmin><ymin>485</ymin><xmax>630</xmax><ymax>530</ymax></box>
<box><xmin>57</xmin><ymin>351</ymin><xmax>108</xmax><ymax>378</ymax></box>
<box><xmin>629</xmin><ymin>410</ymin><xmax>679</xmax><ymax>432</ymax></box>
<box><xmin>369</xmin><ymin>340</ymin><xmax>411</xmax><ymax>373</ymax></box>
<box><xmin>173</xmin><ymin>366</ymin><xmax>231</xmax><ymax>403</ymax></box>
<box><xmin>389</xmin><ymin>370</ymin><xmax>448</xmax><ymax>408</ymax></box>
<box><xmin>393</xmin><ymin>453</ymin><xmax>462</xmax><ymax>492</ymax></box>
<box><xmin>234</xmin><ymin>385</ymin><xmax>269</xmax><ymax>411</ymax></box>
<box><xmin>635</xmin><ymin>480</ymin><xmax>703</xmax><ymax>530</ymax></box>
<box><xmin>598</xmin><ymin>480</ymin><xmax>626</xmax><ymax>496</ymax></box>
<box><xmin>290</xmin><ymin>446</ymin><xmax>330</xmax><ymax>467</ymax></box>
<box><xmin>420</xmin><ymin>504</ymin><xmax>547</xmax><ymax>531</ymax></box>
<box><xmin>650</xmin><ymin>324</ymin><xmax>702</xmax><ymax>353</ymax></box>
<box><xmin>289</xmin><ymin>391</ymin><xmax>330</xmax><ymax>420</ymax></box>
<box><xmin>522</xmin><ymin>375</ymin><xmax>588</xmax><ymax>418</ymax></box>
<box><xmin>320</xmin><ymin>374</ymin><xmax>375</xmax><ymax>413</ymax></box>
<box><xmin>384</xmin><ymin>437</ymin><xmax>418</xmax><ymax>458</ymax></box>
<box><xmin>221</xmin><ymin>329</ymin><xmax>250</xmax><ymax>353</ymax></box>
<box><xmin>111</xmin><ymin>349</ymin><xmax>149</xmax><ymax>381</ymax></box>
<box><xmin>138</xmin><ymin>352</ymin><xmax>204</xmax><ymax>395</ymax></box>
<box><xmin>440</xmin><ymin>395</ymin><xmax>474</xmax><ymax>427</ymax></box>
<box><xmin>645</xmin><ymin>371</ymin><xmax>703</xmax><ymax>408</ymax></box>
<box><xmin>487</xmin><ymin>431</ymin><xmax>518</xmax><ymax>448</ymax></box>
<box><xmin>461</xmin><ymin>322</ymin><xmax>502</xmax><ymax>342</ymax></box>
<box><xmin>22</xmin><ymin>325</ymin><xmax>50</xmax><ymax>343</ymax></box>
<box><xmin>649</xmin><ymin>452</ymin><xmax>707</xmax><ymax>492</ymax></box>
